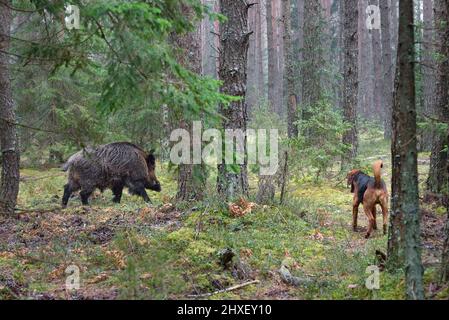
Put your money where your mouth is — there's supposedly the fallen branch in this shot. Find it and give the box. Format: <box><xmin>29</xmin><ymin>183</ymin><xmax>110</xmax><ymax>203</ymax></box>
<box><xmin>14</xmin><ymin>206</ymin><xmax>62</xmax><ymax>214</ymax></box>
<box><xmin>186</xmin><ymin>280</ymin><xmax>260</xmax><ymax>298</ymax></box>
<box><xmin>279</xmin><ymin>265</ymin><xmax>314</xmax><ymax>287</ymax></box>
<box><xmin>20</xmin><ymin>173</ymin><xmax>65</xmax><ymax>182</ymax></box>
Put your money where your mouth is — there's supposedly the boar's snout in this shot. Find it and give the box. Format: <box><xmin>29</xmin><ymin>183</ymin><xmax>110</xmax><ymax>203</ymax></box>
<box><xmin>149</xmin><ymin>180</ymin><xmax>161</xmax><ymax>192</ymax></box>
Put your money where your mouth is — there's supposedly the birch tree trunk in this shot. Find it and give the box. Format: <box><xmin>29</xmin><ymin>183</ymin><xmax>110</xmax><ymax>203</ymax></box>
<box><xmin>0</xmin><ymin>0</ymin><xmax>20</xmax><ymax>216</ymax></box>
<box><xmin>217</xmin><ymin>0</ymin><xmax>250</xmax><ymax>200</ymax></box>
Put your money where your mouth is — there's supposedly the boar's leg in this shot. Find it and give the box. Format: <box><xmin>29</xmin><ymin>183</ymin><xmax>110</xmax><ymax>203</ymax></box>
<box><xmin>133</xmin><ymin>183</ymin><xmax>151</xmax><ymax>203</ymax></box>
<box><xmin>62</xmin><ymin>184</ymin><xmax>73</xmax><ymax>208</ymax></box>
<box><xmin>137</xmin><ymin>187</ymin><xmax>151</xmax><ymax>203</ymax></box>
<box><xmin>128</xmin><ymin>181</ymin><xmax>152</xmax><ymax>203</ymax></box>
<box><xmin>112</xmin><ymin>183</ymin><xmax>124</xmax><ymax>203</ymax></box>
<box><xmin>80</xmin><ymin>188</ymin><xmax>94</xmax><ymax>205</ymax></box>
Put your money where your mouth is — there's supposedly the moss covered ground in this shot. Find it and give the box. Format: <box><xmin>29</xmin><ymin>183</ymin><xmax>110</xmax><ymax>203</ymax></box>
<box><xmin>1</xmin><ymin>130</ymin><xmax>447</xmax><ymax>300</ymax></box>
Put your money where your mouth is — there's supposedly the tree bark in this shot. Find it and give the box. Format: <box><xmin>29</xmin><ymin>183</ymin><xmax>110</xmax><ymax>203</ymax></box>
<box><xmin>172</xmin><ymin>4</ymin><xmax>205</xmax><ymax>202</ymax></box>
<box><xmin>370</xmin><ymin>0</ymin><xmax>383</xmax><ymax>122</ymax></box>
<box><xmin>296</xmin><ymin>0</ymin><xmax>304</xmax><ymax>103</ymax></box>
<box><xmin>266</xmin><ymin>0</ymin><xmax>280</xmax><ymax>113</ymax></box>
<box><xmin>0</xmin><ymin>0</ymin><xmax>20</xmax><ymax>216</ymax></box>
<box><xmin>427</xmin><ymin>0</ymin><xmax>449</xmax><ymax>195</ymax></box>
<box><xmin>387</xmin><ymin>0</ymin><xmax>424</xmax><ymax>300</ymax></box>
<box><xmin>341</xmin><ymin>0</ymin><xmax>359</xmax><ymax>164</ymax></box>
<box><xmin>217</xmin><ymin>0</ymin><xmax>250</xmax><ymax>200</ymax></box>
<box><xmin>246</xmin><ymin>4</ymin><xmax>258</xmax><ymax>114</ymax></box>
<box><xmin>275</xmin><ymin>0</ymin><xmax>284</xmax><ymax>116</ymax></box>
<box><xmin>380</xmin><ymin>0</ymin><xmax>393</xmax><ymax>139</ymax></box>
<box><xmin>358</xmin><ymin>0</ymin><xmax>370</xmax><ymax>119</ymax></box>
<box><xmin>202</xmin><ymin>0</ymin><xmax>219</xmax><ymax>79</ymax></box>
<box><xmin>435</xmin><ymin>0</ymin><xmax>449</xmax><ymax>283</ymax></box>
<box><xmin>284</xmin><ymin>0</ymin><xmax>298</xmax><ymax>138</ymax></box>
<box><xmin>422</xmin><ymin>0</ymin><xmax>435</xmax><ymax>130</ymax></box>
<box><xmin>301</xmin><ymin>0</ymin><xmax>323</xmax><ymax>124</ymax></box>
<box><xmin>442</xmin><ymin>124</ymin><xmax>449</xmax><ymax>283</ymax></box>
<box><xmin>256</xmin><ymin>1</ymin><xmax>265</xmax><ymax>102</ymax></box>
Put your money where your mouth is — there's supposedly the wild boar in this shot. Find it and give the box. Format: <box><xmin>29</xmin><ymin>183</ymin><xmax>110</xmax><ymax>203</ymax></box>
<box><xmin>62</xmin><ymin>142</ymin><xmax>161</xmax><ymax>207</ymax></box>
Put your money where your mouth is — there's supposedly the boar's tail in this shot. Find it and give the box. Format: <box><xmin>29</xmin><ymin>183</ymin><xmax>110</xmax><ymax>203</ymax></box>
<box><xmin>61</xmin><ymin>162</ymin><xmax>71</xmax><ymax>172</ymax></box>
<box><xmin>61</xmin><ymin>152</ymin><xmax>80</xmax><ymax>172</ymax></box>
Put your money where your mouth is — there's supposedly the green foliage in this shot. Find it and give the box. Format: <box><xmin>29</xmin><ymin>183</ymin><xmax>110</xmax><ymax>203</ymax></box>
<box><xmin>291</xmin><ymin>100</ymin><xmax>349</xmax><ymax>180</ymax></box>
<box><xmin>10</xmin><ymin>0</ymin><xmax>234</xmax><ymax>166</ymax></box>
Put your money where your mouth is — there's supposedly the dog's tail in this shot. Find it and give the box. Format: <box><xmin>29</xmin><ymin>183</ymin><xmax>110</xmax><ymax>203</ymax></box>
<box><xmin>373</xmin><ymin>160</ymin><xmax>383</xmax><ymax>187</ymax></box>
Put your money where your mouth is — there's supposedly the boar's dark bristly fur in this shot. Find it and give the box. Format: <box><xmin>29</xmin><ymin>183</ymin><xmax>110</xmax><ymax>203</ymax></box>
<box><xmin>62</xmin><ymin>142</ymin><xmax>161</xmax><ymax>207</ymax></box>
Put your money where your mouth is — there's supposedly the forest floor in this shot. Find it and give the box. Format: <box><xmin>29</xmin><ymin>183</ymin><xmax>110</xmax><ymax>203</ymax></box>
<box><xmin>1</xmin><ymin>129</ymin><xmax>448</xmax><ymax>300</ymax></box>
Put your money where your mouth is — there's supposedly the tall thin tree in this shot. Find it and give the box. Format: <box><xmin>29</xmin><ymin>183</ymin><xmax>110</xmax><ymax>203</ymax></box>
<box><xmin>172</xmin><ymin>4</ymin><xmax>205</xmax><ymax>202</ymax></box>
<box><xmin>301</xmin><ymin>0</ymin><xmax>323</xmax><ymax>124</ymax></box>
<box><xmin>388</xmin><ymin>0</ymin><xmax>424</xmax><ymax>299</ymax></box>
<box><xmin>435</xmin><ymin>0</ymin><xmax>449</xmax><ymax>283</ymax></box>
<box><xmin>380</xmin><ymin>0</ymin><xmax>393</xmax><ymax>139</ymax></box>
<box><xmin>369</xmin><ymin>0</ymin><xmax>383</xmax><ymax>120</ymax></box>
<box><xmin>217</xmin><ymin>0</ymin><xmax>250</xmax><ymax>200</ymax></box>
<box><xmin>266</xmin><ymin>0</ymin><xmax>280</xmax><ymax>113</ymax></box>
<box><xmin>284</xmin><ymin>0</ymin><xmax>298</xmax><ymax>138</ymax></box>
<box><xmin>427</xmin><ymin>0</ymin><xmax>449</xmax><ymax>195</ymax></box>
<box><xmin>0</xmin><ymin>0</ymin><xmax>20</xmax><ymax>216</ymax></box>
<box><xmin>341</xmin><ymin>0</ymin><xmax>359</xmax><ymax>164</ymax></box>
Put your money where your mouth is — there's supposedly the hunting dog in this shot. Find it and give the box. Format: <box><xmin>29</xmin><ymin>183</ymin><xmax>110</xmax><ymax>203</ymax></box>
<box><xmin>347</xmin><ymin>160</ymin><xmax>388</xmax><ymax>239</ymax></box>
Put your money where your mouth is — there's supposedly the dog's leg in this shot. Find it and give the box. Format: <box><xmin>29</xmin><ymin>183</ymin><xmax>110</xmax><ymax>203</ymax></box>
<box><xmin>352</xmin><ymin>204</ymin><xmax>359</xmax><ymax>231</ymax></box>
<box><xmin>352</xmin><ymin>193</ymin><xmax>360</xmax><ymax>231</ymax></box>
<box><xmin>363</xmin><ymin>205</ymin><xmax>375</xmax><ymax>239</ymax></box>
<box><xmin>380</xmin><ymin>199</ymin><xmax>388</xmax><ymax>235</ymax></box>
<box><xmin>373</xmin><ymin>206</ymin><xmax>378</xmax><ymax>230</ymax></box>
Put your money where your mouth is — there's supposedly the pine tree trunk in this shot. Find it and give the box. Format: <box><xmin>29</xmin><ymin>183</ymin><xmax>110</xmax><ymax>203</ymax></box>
<box><xmin>284</xmin><ymin>0</ymin><xmax>298</xmax><ymax>138</ymax></box>
<box><xmin>427</xmin><ymin>0</ymin><xmax>449</xmax><ymax>195</ymax></box>
<box><xmin>442</xmin><ymin>125</ymin><xmax>449</xmax><ymax>283</ymax></box>
<box><xmin>172</xmin><ymin>4</ymin><xmax>205</xmax><ymax>202</ymax></box>
<box><xmin>380</xmin><ymin>0</ymin><xmax>393</xmax><ymax>139</ymax></box>
<box><xmin>436</xmin><ymin>0</ymin><xmax>449</xmax><ymax>283</ymax></box>
<box><xmin>217</xmin><ymin>0</ymin><xmax>250</xmax><ymax>200</ymax></box>
<box><xmin>370</xmin><ymin>0</ymin><xmax>383</xmax><ymax>122</ymax></box>
<box><xmin>301</xmin><ymin>0</ymin><xmax>323</xmax><ymax>123</ymax></box>
<box><xmin>341</xmin><ymin>0</ymin><xmax>359</xmax><ymax>164</ymax></box>
<box><xmin>266</xmin><ymin>0</ymin><xmax>279</xmax><ymax>113</ymax></box>
<box><xmin>0</xmin><ymin>1</ymin><xmax>20</xmax><ymax>217</ymax></box>
<box><xmin>275</xmin><ymin>0</ymin><xmax>284</xmax><ymax>116</ymax></box>
<box><xmin>297</xmin><ymin>0</ymin><xmax>304</xmax><ymax>102</ymax></box>
<box><xmin>422</xmin><ymin>0</ymin><xmax>435</xmax><ymax>122</ymax></box>
<box><xmin>388</xmin><ymin>0</ymin><xmax>424</xmax><ymax>299</ymax></box>
<box><xmin>202</xmin><ymin>0</ymin><xmax>219</xmax><ymax>78</ymax></box>
<box><xmin>391</xmin><ymin>0</ymin><xmax>399</xmax><ymax>65</ymax></box>
<box><xmin>422</xmin><ymin>0</ymin><xmax>435</xmax><ymax>148</ymax></box>
<box><xmin>256</xmin><ymin>1</ymin><xmax>265</xmax><ymax>101</ymax></box>
<box><xmin>246</xmin><ymin>5</ymin><xmax>257</xmax><ymax>115</ymax></box>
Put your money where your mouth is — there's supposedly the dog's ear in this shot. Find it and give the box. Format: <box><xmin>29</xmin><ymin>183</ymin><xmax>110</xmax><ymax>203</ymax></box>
<box><xmin>347</xmin><ymin>170</ymin><xmax>359</xmax><ymax>193</ymax></box>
